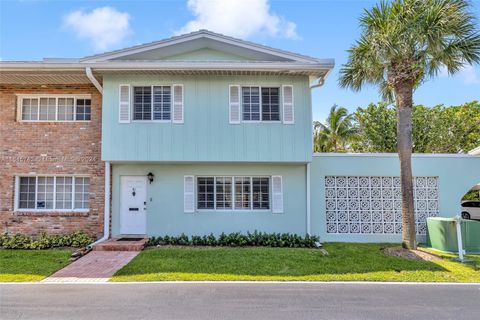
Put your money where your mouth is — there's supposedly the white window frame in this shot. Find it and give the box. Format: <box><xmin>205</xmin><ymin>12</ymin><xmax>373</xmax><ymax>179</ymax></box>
<box><xmin>14</xmin><ymin>175</ymin><xmax>90</xmax><ymax>213</ymax></box>
<box><xmin>16</xmin><ymin>94</ymin><xmax>92</xmax><ymax>123</ymax></box>
<box><xmin>240</xmin><ymin>86</ymin><xmax>281</xmax><ymax>123</ymax></box>
<box><xmin>131</xmin><ymin>85</ymin><xmax>173</xmax><ymax>123</ymax></box>
<box><xmin>195</xmin><ymin>176</ymin><xmax>271</xmax><ymax>212</ymax></box>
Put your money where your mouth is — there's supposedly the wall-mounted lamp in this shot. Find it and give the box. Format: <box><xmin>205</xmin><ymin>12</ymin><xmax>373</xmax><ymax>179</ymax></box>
<box><xmin>147</xmin><ymin>172</ymin><xmax>154</xmax><ymax>184</ymax></box>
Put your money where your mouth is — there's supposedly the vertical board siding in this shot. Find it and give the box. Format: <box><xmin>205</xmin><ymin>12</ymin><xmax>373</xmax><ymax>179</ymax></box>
<box><xmin>102</xmin><ymin>74</ymin><xmax>312</xmax><ymax>162</ymax></box>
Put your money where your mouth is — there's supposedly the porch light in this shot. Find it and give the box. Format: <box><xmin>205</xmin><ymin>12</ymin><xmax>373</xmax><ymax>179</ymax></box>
<box><xmin>147</xmin><ymin>172</ymin><xmax>154</xmax><ymax>184</ymax></box>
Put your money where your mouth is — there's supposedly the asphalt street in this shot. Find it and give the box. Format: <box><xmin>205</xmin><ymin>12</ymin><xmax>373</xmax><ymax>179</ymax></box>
<box><xmin>1</xmin><ymin>282</ymin><xmax>479</xmax><ymax>320</ymax></box>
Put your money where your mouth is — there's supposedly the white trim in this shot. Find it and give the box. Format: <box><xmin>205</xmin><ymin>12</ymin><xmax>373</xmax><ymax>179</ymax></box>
<box><xmin>306</xmin><ymin>163</ymin><xmax>311</xmax><ymax>235</ymax></box>
<box><xmin>184</xmin><ymin>175</ymin><xmax>195</xmax><ymax>213</ymax></box>
<box><xmin>228</xmin><ymin>85</ymin><xmax>241</xmax><ymax>124</ymax></box>
<box><xmin>313</xmin><ymin>152</ymin><xmax>475</xmax><ymax>158</ymax></box>
<box><xmin>239</xmin><ymin>85</ymin><xmax>282</xmax><ymax>123</ymax></box>
<box><xmin>13</xmin><ymin>176</ymin><xmax>20</xmax><ymax>212</ymax></box>
<box><xmin>14</xmin><ymin>174</ymin><xmax>90</xmax><ymax>213</ymax></box>
<box><xmin>79</xmin><ymin>30</ymin><xmax>328</xmax><ymax>64</ymax></box>
<box><xmin>0</xmin><ymin>61</ymin><xmax>335</xmax><ymax>74</ymax></box>
<box><xmin>282</xmin><ymin>85</ymin><xmax>294</xmax><ymax>124</ymax></box>
<box><xmin>17</xmin><ymin>95</ymin><xmax>92</xmax><ymax>122</ymax></box>
<box><xmin>172</xmin><ymin>84</ymin><xmax>184</xmax><ymax>124</ymax></box>
<box><xmin>85</xmin><ymin>67</ymin><xmax>103</xmax><ymax>94</ymax></box>
<box><xmin>119</xmin><ymin>84</ymin><xmax>131</xmax><ymax>123</ymax></box>
<box><xmin>88</xmin><ymin>162</ymin><xmax>110</xmax><ymax>248</ymax></box>
<box><xmin>15</xmin><ymin>94</ymin><xmax>92</xmax><ymax>99</ymax></box>
<box><xmin>271</xmin><ymin>175</ymin><xmax>283</xmax><ymax>214</ymax></box>
<box><xmin>195</xmin><ymin>175</ymin><xmax>272</xmax><ymax>212</ymax></box>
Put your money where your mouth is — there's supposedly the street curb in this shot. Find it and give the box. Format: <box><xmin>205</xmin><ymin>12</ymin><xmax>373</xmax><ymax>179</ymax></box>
<box><xmin>1</xmin><ymin>281</ymin><xmax>480</xmax><ymax>285</ymax></box>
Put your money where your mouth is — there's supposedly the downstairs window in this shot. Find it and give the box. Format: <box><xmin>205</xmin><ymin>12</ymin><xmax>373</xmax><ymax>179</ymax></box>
<box><xmin>16</xmin><ymin>176</ymin><xmax>90</xmax><ymax>211</ymax></box>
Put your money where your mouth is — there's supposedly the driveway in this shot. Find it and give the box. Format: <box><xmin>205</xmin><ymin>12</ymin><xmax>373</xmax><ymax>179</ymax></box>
<box><xmin>1</xmin><ymin>282</ymin><xmax>479</xmax><ymax>320</ymax></box>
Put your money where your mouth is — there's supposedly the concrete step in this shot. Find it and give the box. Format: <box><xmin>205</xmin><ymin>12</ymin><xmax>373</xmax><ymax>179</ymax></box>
<box><xmin>93</xmin><ymin>237</ymin><xmax>148</xmax><ymax>251</ymax></box>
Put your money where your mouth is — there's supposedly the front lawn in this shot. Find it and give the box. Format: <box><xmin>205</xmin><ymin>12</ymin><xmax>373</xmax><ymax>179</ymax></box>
<box><xmin>111</xmin><ymin>243</ymin><xmax>480</xmax><ymax>282</ymax></box>
<box><xmin>0</xmin><ymin>249</ymin><xmax>72</xmax><ymax>282</ymax></box>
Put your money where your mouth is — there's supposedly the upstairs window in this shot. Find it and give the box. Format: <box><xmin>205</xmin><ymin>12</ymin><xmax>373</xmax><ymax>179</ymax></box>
<box><xmin>20</xmin><ymin>96</ymin><xmax>91</xmax><ymax>122</ymax></box>
<box><xmin>133</xmin><ymin>86</ymin><xmax>171</xmax><ymax>121</ymax></box>
<box><xmin>241</xmin><ymin>87</ymin><xmax>280</xmax><ymax>122</ymax></box>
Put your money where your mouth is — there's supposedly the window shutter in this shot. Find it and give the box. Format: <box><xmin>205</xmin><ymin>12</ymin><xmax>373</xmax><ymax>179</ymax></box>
<box><xmin>184</xmin><ymin>175</ymin><xmax>195</xmax><ymax>213</ymax></box>
<box><xmin>272</xmin><ymin>176</ymin><xmax>284</xmax><ymax>213</ymax></box>
<box><xmin>229</xmin><ymin>85</ymin><xmax>241</xmax><ymax>124</ymax></box>
<box><xmin>119</xmin><ymin>84</ymin><xmax>130</xmax><ymax>123</ymax></box>
<box><xmin>173</xmin><ymin>84</ymin><xmax>184</xmax><ymax>123</ymax></box>
<box><xmin>282</xmin><ymin>85</ymin><xmax>294</xmax><ymax>124</ymax></box>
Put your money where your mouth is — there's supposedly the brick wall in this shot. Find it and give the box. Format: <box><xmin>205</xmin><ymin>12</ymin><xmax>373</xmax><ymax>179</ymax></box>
<box><xmin>0</xmin><ymin>84</ymin><xmax>104</xmax><ymax>238</ymax></box>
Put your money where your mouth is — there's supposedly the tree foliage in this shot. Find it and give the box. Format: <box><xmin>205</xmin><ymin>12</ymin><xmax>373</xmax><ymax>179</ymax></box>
<box><xmin>346</xmin><ymin>101</ymin><xmax>480</xmax><ymax>153</ymax></box>
<box><xmin>313</xmin><ymin>105</ymin><xmax>357</xmax><ymax>152</ymax></box>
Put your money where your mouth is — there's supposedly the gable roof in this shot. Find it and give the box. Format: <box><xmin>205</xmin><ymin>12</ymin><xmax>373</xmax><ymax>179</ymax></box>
<box><xmin>79</xmin><ymin>30</ymin><xmax>325</xmax><ymax>64</ymax></box>
<box><xmin>0</xmin><ymin>30</ymin><xmax>334</xmax><ymax>85</ymax></box>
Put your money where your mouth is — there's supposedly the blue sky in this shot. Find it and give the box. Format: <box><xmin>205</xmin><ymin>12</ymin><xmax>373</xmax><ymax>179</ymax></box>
<box><xmin>1</xmin><ymin>0</ymin><xmax>479</xmax><ymax>121</ymax></box>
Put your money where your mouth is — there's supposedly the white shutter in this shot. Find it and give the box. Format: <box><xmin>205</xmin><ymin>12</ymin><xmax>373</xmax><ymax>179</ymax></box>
<box><xmin>173</xmin><ymin>84</ymin><xmax>184</xmax><ymax>123</ymax></box>
<box><xmin>272</xmin><ymin>176</ymin><xmax>284</xmax><ymax>213</ymax></box>
<box><xmin>229</xmin><ymin>85</ymin><xmax>241</xmax><ymax>124</ymax></box>
<box><xmin>119</xmin><ymin>84</ymin><xmax>130</xmax><ymax>123</ymax></box>
<box><xmin>282</xmin><ymin>85</ymin><xmax>294</xmax><ymax>124</ymax></box>
<box><xmin>184</xmin><ymin>175</ymin><xmax>195</xmax><ymax>213</ymax></box>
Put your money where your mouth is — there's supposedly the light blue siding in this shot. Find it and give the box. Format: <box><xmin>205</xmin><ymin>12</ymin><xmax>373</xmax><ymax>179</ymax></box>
<box><xmin>311</xmin><ymin>154</ymin><xmax>480</xmax><ymax>243</ymax></box>
<box><xmin>102</xmin><ymin>74</ymin><xmax>312</xmax><ymax>162</ymax></box>
<box><xmin>159</xmin><ymin>48</ymin><xmax>249</xmax><ymax>61</ymax></box>
<box><xmin>111</xmin><ymin>163</ymin><xmax>308</xmax><ymax>237</ymax></box>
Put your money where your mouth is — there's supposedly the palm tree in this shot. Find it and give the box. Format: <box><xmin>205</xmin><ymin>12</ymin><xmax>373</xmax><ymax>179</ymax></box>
<box><xmin>314</xmin><ymin>105</ymin><xmax>356</xmax><ymax>152</ymax></box>
<box><xmin>339</xmin><ymin>0</ymin><xmax>480</xmax><ymax>249</ymax></box>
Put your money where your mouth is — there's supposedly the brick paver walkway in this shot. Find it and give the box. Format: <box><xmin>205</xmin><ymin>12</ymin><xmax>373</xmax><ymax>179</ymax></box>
<box><xmin>42</xmin><ymin>251</ymin><xmax>138</xmax><ymax>283</ymax></box>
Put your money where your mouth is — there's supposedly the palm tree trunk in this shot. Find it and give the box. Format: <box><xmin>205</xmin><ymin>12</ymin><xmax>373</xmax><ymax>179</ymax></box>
<box><xmin>394</xmin><ymin>80</ymin><xmax>416</xmax><ymax>250</ymax></box>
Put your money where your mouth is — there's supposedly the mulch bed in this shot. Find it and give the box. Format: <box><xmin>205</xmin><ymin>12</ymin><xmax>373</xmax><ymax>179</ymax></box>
<box><xmin>382</xmin><ymin>247</ymin><xmax>441</xmax><ymax>261</ymax></box>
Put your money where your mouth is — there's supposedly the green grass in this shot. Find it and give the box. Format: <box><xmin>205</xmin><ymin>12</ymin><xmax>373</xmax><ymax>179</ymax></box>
<box><xmin>111</xmin><ymin>243</ymin><xmax>480</xmax><ymax>282</ymax></box>
<box><xmin>0</xmin><ymin>249</ymin><xmax>72</xmax><ymax>282</ymax></box>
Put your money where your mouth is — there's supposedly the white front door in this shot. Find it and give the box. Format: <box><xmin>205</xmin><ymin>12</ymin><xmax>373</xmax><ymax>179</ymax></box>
<box><xmin>120</xmin><ymin>176</ymin><xmax>147</xmax><ymax>235</ymax></box>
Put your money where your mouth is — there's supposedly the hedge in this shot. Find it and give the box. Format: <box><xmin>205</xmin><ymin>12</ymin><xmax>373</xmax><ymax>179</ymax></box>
<box><xmin>0</xmin><ymin>231</ymin><xmax>94</xmax><ymax>249</ymax></box>
<box><xmin>146</xmin><ymin>231</ymin><xmax>320</xmax><ymax>248</ymax></box>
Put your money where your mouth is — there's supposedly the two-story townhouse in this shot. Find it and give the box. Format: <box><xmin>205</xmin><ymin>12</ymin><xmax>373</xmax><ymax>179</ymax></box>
<box><xmin>94</xmin><ymin>30</ymin><xmax>334</xmax><ymax>237</ymax></box>
<box><xmin>1</xmin><ymin>30</ymin><xmax>479</xmax><ymax>244</ymax></box>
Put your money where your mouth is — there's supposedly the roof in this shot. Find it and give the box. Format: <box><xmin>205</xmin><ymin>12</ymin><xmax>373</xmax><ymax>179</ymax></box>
<box><xmin>0</xmin><ymin>30</ymin><xmax>334</xmax><ymax>85</ymax></box>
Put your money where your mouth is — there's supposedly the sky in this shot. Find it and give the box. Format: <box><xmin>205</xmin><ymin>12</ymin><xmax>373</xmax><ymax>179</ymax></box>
<box><xmin>1</xmin><ymin>0</ymin><xmax>479</xmax><ymax>121</ymax></box>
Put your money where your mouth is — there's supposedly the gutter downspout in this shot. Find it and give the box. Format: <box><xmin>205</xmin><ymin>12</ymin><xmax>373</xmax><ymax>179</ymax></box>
<box><xmin>85</xmin><ymin>67</ymin><xmax>103</xmax><ymax>94</ymax></box>
<box><xmin>306</xmin><ymin>163</ymin><xmax>311</xmax><ymax>235</ymax></box>
<box><xmin>85</xmin><ymin>67</ymin><xmax>107</xmax><ymax>249</ymax></box>
<box><xmin>87</xmin><ymin>161</ymin><xmax>110</xmax><ymax>249</ymax></box>
<box><xmin>455</xmin><ymin>215</ymin><xmax>465</xmax><ymax>262</ymax></box>
<box><xmin>306</xmin><ymin>74</ymin><xmax>328</xmax><ymax>236</ymax></box>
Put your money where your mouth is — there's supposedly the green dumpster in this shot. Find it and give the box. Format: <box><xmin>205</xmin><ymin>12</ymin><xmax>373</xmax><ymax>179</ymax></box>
<box><xmin>426</xmin><ymin>217</ymin><xmax>480</xmax><ymax>254</ymax></box>
<box><xmin>462</xmin><ymin>219</ymin><xmax>480</xmax><ymax>254</ymax></box>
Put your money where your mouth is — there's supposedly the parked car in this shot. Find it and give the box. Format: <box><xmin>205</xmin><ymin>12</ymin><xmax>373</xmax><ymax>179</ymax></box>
<box><xmin>461</xmin><ymin>201</ymin><xmax>480</xmax><ymax>220</ymax></box>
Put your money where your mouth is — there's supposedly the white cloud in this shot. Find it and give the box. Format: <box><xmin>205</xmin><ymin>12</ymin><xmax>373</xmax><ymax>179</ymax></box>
<box><xmin>64</xmin><ymin>7</ymin><xmax>131</xmax><ymax>51</ymax></box>
<box><xmin>459</xmin><ymin>64</ymin><xmax>480</xmax><ymax>85</ymax></box>
<box><xmin>176</xmin><ymin>0</ymin><xmax>298</xmax><ymax>39</ymax></box>
<box><xmin>438</xmin><ymin>63</ymin><xmax>480</xmax><ymax>85</ymax></box>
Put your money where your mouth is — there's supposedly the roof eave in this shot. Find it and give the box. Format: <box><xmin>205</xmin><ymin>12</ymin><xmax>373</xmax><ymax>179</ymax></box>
<box><xmin>0</xmin><ymin>60</ymin><xmax>334</xmax><ymax>74</ymax></box>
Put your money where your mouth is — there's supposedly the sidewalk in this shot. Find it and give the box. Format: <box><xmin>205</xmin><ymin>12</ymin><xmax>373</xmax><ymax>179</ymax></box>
<box><xmin>42</xmin><ymin>251</ymin><xmax>138</xmax><ymax>283</ymax></box>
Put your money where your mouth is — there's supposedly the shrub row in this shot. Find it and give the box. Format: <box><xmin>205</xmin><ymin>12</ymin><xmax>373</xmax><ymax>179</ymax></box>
<box><xmin>0</xmin><ymin>231</ymin><xmax>94</xmax><ymax>249</ymax></box>
<box><xmin>146</xmin><ymin>231</ymin><xmax>320</xmax><ymax>248</ymax></box>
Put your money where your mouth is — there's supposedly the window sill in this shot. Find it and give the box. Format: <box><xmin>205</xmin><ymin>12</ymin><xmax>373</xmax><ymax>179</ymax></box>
<box><xmin>18</xmin><ymin>120</ymin><xmax>91</xmax><ymax>123</ymax></box>
<box><xmin>14</xmin><ymin>210</ymin><xmax>90</xmax><ymax>217</ymax></box>
<box><xmin>194</xmin><ymin>210</ymin><xmax>271</xmax><ymax>213</ymax></box>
